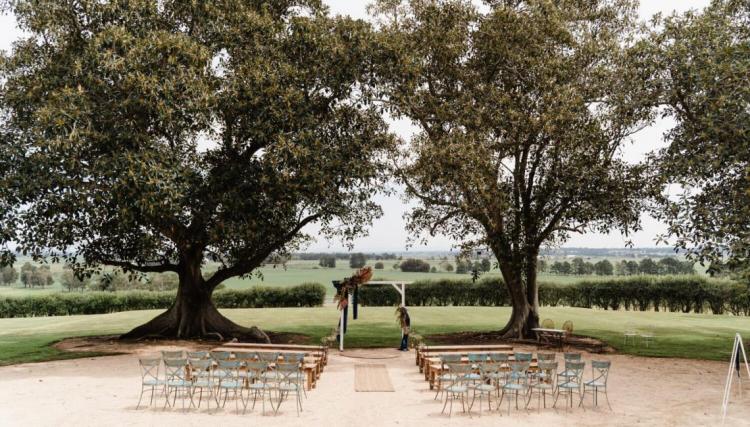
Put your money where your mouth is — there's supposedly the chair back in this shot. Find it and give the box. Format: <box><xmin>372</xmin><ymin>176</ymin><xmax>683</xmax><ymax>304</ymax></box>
<box><xmin>139</xmin><ymin>358</ymin><xmax>161</xmax><ymax>384</ymax></box>
<box><xmin>257</xmin><ymin>352</ymin><xmax>280</xmax><ymax>363</ymax></box>
<box><xmin>541</xmin><ymin>318</ymin><xmax>555</xmax><ymax>329</ymax></box>
<box><xmin>161</xmin><ymin>350</ymin><xmax>184</xmax><ymax>359</ymax></box>
<box><xmin>234</xmin><ymin>351</ymin><xmax>256</xmax><ymax>361</ymax></box>
<box><xmin>189</xmin><ymin>359</ymin><xmax>212</xmax><ymax>378</ymax></box>
<box><xmin>275</xmin><ymin>362</ymin><xmax>303</xmax><ymax>383</ymax></box>
<box><xmin>216</xmin><ymin>359</ymin><xmax>242</xmax><ymax>381</ymax></box>
<box><xmin>439</xmin><ymin>354</ymin><xmax>462</xmax><ymax>366</ymax></box>
<box><xmin>282</xmin><ymin>352</ymin><xmax>305</xmax><ymax>363</ymax></box>
<box><xmin>488</xmin><ymin>353</ymin><xmax>509</xmax><ymax>363</ymax></box>
<box><xmin>508</xmin><ymin>361</ymin><xmax>530</xmax><ymax>384</ymax></box>
<box><xmin>564</xmin><ymin>352</ymin><xmax>582</xmax><ymax>361</ymax></box>
<box><xmin>446</xmin><ymin>363</ymin><xmax>473</xmax><ymax>386</ymax></box>
<box><xmin>186</xmin><ymin>351</ymin><xmax>208</xmax><ymax>359</ymax></box>
<box><xmin>537</xmin><ymin>352</ymin><xmax>556</xmax><ymax>362</ymax></box>
<box><xmin>514</xmin><ymin>352</ymin><xmax>533</xmax><ymax>362</ymax></box>
<box><xmin>163</xmin><ymin>358</ymin><xmax>188</xmax><ymax>382</ymax></box>
<box><xmin>478</xmin><ymin>362</ymin><xmax>503</xmax><ymax>381</ymax></box>
<box><xmin>591</xmin><ymin>360</ymin><xmax>611</xmax><ymax>386</ymax></box>
<box><xmin>467</xmin><ymin>353</ymin><xmax>488</xmax><ymax>364</ymax></box>
<box><xmin>562</xmin><ymin>320</ymin><xmax>574</xmax><ymax>334</ymax></box>
<box><xmin>245</xmin><ymin>361</ymin><xmax>270</xmax><ymax>381</ymax></box>
<box><xmin>210</xmin><ymin>350</ymin><xmax>232</xmax><ymax>361</ymax></box>
<box><xmin>537</xmin><ymin>361</ymin><xmax>558</xmax><ymax>384</ymax></box>
<box><xmin>561</xmin><ymin>361</ymin><xmax>585</xmax><ymax>385</ymax></box>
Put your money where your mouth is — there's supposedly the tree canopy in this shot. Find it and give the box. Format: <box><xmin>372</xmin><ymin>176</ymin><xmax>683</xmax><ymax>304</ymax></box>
<box><xmin>1</xmin><ymin>0</ymin><xmax>394</xmax><ymax>340</ymax></box>
<box><xmin>650</xmin><ymin>0</ymin><xmax>750</xmax><ymax>275</ymax></box>
<box><xmin>372</xmin><ymin>0</ymin><xmax>656</xmax><ymax>337</ymax></box>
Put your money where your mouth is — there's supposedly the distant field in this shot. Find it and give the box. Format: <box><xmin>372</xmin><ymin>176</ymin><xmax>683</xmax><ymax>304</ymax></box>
<box><xmin>0</xmin><ymin>306</ymin><xmax>744</xmax><ymax>366</ymax></box>
<box><xmin>3</xmin><ymin>256</ymin><xmax>700</xmax><ymax>298</ymax></box>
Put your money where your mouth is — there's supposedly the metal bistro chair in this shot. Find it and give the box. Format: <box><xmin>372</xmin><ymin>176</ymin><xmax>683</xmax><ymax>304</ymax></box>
<box><xmin>470</xmin><ymin>362</ymin><xmax>500</xmax><ymax>416</ymax></box>
<box><xmin>434</xmin><ymin>354</ymin><xmax>462</xmax><ymax>400</ymax></box>
<box><xmin>554</xmin><ymin>361</ymin><xmax>585</xmax><ymax>410</ymax></box>
<box><xmin>246</xmin><ymin>361</ymin><xmax>275</xmax><ymax>414</ymax></box>
<box><xmin>163</xmin><ymin>358</ymin><xmax>191</xmax><ymax>409</ymax></box>
<box><xmin>499</xmin><ymin>361</ymin><xmax>530</xmax><ymax>415</ymax></box>
<box><xmin>623</xmin><ymin>322</ymin><xmax>638</xmax><ymax>346</ymax></box>
<box><xmin>487</xmin><ymin>353</ymin><xmax>510</xmax><ymax>392</ymax></box>
<box><xmin>136</xmin><ymin>358</ymin><xmax>165</xmax><ymax>409</ymax></box>
<box><xmin>527</xmin><ymin>361</ymin><xmax>557</xmax><ymax>412</ymax></box>
<box><xmin>580</xmin><ymin>360</ymin><xmax>612</xmax><ymax>410</ymax></box>
<box><xmin>274</xmin><ymin>362</ymin><xmax>305</xmax><ymax>416</ymax></box>
<box><xmin>189</xmin><ymin>359</ymin><xmax>215</xmax><ymax>409</ymax></box>
<box><xmin>215</xmin><ymin>360</ymin><xmax>246</xmax><ymax>413</ymax></box>
<box><xmin>441</xmin><ymin>363</ymin><xmax>473</xmax><ymax>417</ymax></box>
<box><xmin>282</xmin><ymin>353</ymin><xmax>308</xmax><ymax>398</ymax></box>
<box><xmin>557</xmin><ymin>352</ymin><xmax>582</xmax><ymax>386</ymax></box>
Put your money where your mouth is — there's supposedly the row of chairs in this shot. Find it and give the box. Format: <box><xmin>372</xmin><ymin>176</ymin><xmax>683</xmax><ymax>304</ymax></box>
<box><xmin>137</xmin><ymin>350</ymin><xmax>308</xmax><ymax>415</ymax></box>
<box><xmin>434</xmin><ymin>352</ymin><xmax>611</xmax><ymax>416</ymax></box>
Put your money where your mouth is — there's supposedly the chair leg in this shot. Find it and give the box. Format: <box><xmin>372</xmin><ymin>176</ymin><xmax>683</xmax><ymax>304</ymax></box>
<box><xmin>136</xmin><ymin>387</ymin><xmax>145</xmax><ymax>409</ymax></box>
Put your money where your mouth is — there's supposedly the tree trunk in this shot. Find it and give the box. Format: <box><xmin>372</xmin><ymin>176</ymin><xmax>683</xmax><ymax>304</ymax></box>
<box><xmin>121</xmin><ymin>256</ymin><xmax>270</xmax><ymax>343</ymax></box>
<box><xmin>495</xmin><ymin>249</ymin><xmax>540</xmax><ymax>339</ymax></box>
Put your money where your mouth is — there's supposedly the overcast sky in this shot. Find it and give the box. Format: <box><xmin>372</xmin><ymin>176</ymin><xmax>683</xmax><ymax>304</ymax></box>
<box><xmin>0</xmin><ymin>1</ymin><xmax>712</xmax><ymax>252</ymax></box>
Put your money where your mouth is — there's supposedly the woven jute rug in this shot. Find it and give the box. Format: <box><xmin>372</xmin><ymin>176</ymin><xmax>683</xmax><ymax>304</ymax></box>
<box><xmin>354</xmin><ymin>364</ymin><xmax>395</xmax><ymax>392</ymax></box>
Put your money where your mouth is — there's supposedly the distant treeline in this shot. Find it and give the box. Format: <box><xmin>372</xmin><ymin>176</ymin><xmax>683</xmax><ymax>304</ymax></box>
<box><xmin>539</xmin><ymin>257</ymin><xmax>694</xmax><ymax>276</ymax></box>
<box><xmin>298</xmin><ymin>252</ymin><xmax>399</xmax><ymax>261</ymax></box>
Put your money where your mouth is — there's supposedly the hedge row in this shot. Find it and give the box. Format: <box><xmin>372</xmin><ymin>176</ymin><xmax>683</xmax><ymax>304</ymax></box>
<box><xmin>0</xmin><ymin>283</ymin><xmax>326</xmax><ymax>318</ymax></box>
<box><xmin>357</xmin><ymin>276</ymin><xmax>750</xmax><ymax>315</ymax></box>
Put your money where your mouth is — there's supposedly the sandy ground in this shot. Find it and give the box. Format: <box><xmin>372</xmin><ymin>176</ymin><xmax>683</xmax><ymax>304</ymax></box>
<box><xmin>0</xmin><ymin>344</ymin><xmax>749</xmax><ymax>427</ymax></box>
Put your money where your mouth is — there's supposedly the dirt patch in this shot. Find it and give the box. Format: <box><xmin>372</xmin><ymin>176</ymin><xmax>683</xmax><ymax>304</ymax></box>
<box><xmin>54</xmin><ymin>331</ymin><xmax>312</xmax><ymax>356</ymax></box>
<box><xmin>424</xmin><ymin>331</ymin><xmax>614</xmax><ymax>354</ymax></box>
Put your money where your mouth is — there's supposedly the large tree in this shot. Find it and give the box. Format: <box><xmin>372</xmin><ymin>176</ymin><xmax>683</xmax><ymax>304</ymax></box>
<box><xmin>1</xmin><ymin>0</ymin><xmax>393</xmax><ymax>341</ymax></box>
<box><xmin>650</xmin><ymin>0</ymin><xmax>750</xmax><ymax>275</ymax></box>
<box><xmin>372</xmin><ymin>0</ymin><xmax>655</xmax><ymax>337</ymax></box>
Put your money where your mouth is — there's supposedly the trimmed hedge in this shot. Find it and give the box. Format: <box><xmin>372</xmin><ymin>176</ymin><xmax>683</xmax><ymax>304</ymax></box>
<box><xmin>0</xmin><ymin>282</ymin><xmax>326</xmax><ymax>318</ymax></box>
<box><xmin>358</xmin><ymin>276</ymin><xmax>750</xmax><ymax>315</ymax></box>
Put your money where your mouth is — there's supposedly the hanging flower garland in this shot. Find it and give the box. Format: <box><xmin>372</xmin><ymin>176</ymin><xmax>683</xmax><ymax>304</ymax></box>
<box><xmin>334</xmin><ymin>267</ymin><xmax>373</xmax><ymax>310</ymax></box>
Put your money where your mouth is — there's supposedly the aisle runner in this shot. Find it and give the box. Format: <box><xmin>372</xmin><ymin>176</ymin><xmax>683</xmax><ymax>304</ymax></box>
<box><xmin>354</xmin><ymin>364</ymin><xmax>395</xmax><ymax>392</ymax></box>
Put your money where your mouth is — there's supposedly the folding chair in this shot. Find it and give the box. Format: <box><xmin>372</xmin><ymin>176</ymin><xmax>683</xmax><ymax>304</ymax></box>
<box><xmin>189</xmin><ymin>359</ymin><xmax>215</xmax><ymax>409</ymax></box>
<box><xmin>527</xmin><ymin>361</ymin><xmax>557</xmax><ymax>411</ymax></box>
<box><xmin>499</xmin><ymin>361</ymin><xmax>530</xmax><ymax>415</ymax></box>
<box><xmin>274</xmin><ymin>362</ymin><xmax>304</xmax><ymax>416</ymax></box>
<box><xmin>441</xmin><ymin>363</ymin><xmax>472</xmax><ymax>417</ymax></box>
<box><xmin>163</xmin><ymin>358</ymin><xmax>191</xmax><ymax>409</ymax></box>
<box><xmin>434</xmin><ymin>354</ymin><xmax>462</xmax><ymax>400</ymax></box>
<box><xmin>470</xmin><ymin>362</ymin><xmax>500</xmax><ymax>416</ymax></box>
<box><xmin>215</xmin><ymin>360</ymin><xmax>246</xmax><ymax>413</ymax></box>
<box><xmin>554</xmin><ymin>361</ymin><xmax>585</xmax><ymax>410</ymax></box>
<box><xmin>246</xmin><ymin>361</ymin><xmax>274</xmax><ymax>414</ymax></box>
<box><xmin>136</xmin><ymin>358</ymin><xmax>164</xmax><ymax>409</ymax></box>
<box><xmin>580</xmin><ymin>360</ymin><xmax>612</xmax><ymax>410</ymax></box>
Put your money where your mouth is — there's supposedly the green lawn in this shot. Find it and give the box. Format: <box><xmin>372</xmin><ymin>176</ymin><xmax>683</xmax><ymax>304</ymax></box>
<box><xmin>0</xmin><ymin>306</ymin><xmax>745</xmax><ymax>366</ymax></box>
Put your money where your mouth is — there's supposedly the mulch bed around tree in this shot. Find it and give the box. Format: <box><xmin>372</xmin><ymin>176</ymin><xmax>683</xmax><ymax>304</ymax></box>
<box><xmin>54</xmin><ymin>331</ymin><xmax>313</xmax><ymax>356</ymax></box>
<box><xmin>424</xmin><ymin>331</ymin><xmax>615</xmax><ymax>354</ymax></box>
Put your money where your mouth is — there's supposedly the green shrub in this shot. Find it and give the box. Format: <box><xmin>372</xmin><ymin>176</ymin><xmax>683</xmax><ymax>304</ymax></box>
<box><xmin>0</xmin><ymin>283</ymin><xmax>326</xmax><ymax>318</ymax></box>
<box><xmin>358</xmin><ymin>276</ymin><xmax>749</xmax><ymax>315</ymax></box>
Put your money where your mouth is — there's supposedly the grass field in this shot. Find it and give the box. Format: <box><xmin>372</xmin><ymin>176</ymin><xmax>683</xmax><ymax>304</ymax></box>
<box><xmin>0</xmin><ymin>306</ymin><xmax>744</xmax><ymax>366</ymax></box>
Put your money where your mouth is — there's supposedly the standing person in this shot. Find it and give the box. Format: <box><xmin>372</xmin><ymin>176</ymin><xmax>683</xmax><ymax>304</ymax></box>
<box><xmin>397</xmin><ymin>306</ymin><xmax>411</xmax><ymax>351</ymax></box>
